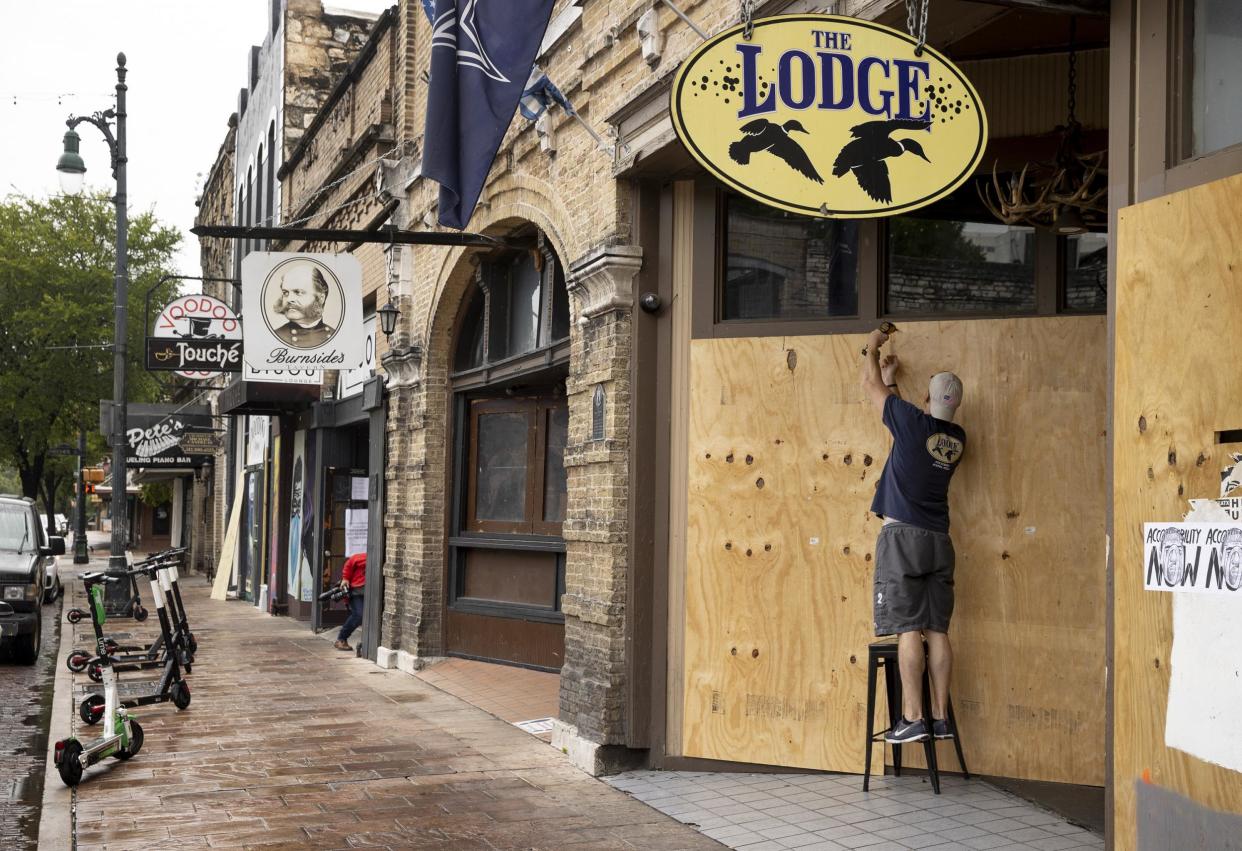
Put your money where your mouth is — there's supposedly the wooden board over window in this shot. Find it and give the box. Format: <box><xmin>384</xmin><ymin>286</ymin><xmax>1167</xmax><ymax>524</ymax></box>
<box><xmin>1114</xmin><ymin>172</ymin><xmax>1242</xmax><ymax>849</ymax></box>
<box><xmin>682</xmin><ymin>318</ymin><xmax>1106</xmax><ymax>781</ymax></box>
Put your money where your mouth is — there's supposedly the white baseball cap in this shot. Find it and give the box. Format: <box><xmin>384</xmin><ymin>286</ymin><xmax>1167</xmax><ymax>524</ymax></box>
<box><xmin>929</xmin><ymin>372</ymin><xmax>963</xmax><ymax>421</ymax></box>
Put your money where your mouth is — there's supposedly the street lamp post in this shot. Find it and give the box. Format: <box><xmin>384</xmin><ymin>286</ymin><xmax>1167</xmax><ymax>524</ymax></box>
<box><xmin>74</xmin><ymin>429</ymin><xmax>89</xmax><ymax>564</ymax></box>
<box><xmin>57</xmin><ymin>53</ymin><xmax>129</xmax><ymax>578</ymax></box>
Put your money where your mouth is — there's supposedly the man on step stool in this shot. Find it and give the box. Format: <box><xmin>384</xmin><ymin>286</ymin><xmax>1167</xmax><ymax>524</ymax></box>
<box><xmin>860</xmin><ymin>327</ymin><xmax>966</xmax><ymax>744</ymax></box>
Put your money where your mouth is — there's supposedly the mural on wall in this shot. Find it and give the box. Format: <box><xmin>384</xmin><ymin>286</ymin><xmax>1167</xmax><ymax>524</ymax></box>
<box><xmin>298</xmin><ymin>434</ymin><xmax>317</xmax><ymax>603</ymax></box>
<box><xmin>288</xmin><ymin>430</ymin><xmax>306</xmax><ymax>601</ymax></box>
<box><xmin>267</xmin><ymin>431</ymin><xmax>282</xmax><ymax>604</ymax></box>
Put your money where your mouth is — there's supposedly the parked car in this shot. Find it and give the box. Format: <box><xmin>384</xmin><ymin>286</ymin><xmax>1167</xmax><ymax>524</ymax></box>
<box><xmin>1</xmin><ymin>495</ymin><xmax>65</xmax><ymax>664</ymax></box>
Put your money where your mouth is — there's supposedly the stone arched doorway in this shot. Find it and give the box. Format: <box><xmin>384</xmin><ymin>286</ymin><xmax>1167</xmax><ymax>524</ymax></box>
<box><xmin>444</xmin><ymin>226</ymin><xmax>571</xmax><ymax>670</ymax></box>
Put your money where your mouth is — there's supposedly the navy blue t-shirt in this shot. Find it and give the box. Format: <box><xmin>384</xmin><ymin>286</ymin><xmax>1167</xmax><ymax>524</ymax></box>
<box><xmin>870</xmin><ymin>395</ymin><xmax>967</xmax><ymax>533</ymax></box>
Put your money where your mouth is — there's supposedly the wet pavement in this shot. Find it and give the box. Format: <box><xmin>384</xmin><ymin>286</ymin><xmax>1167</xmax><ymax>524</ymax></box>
<box><xmin>57</xmin><ymin>571</ymin><xmax>720</xmax><ymax>850</ymax></box>
<box><xmin>0</xmin><ymin>587</ymin><xmax>61</xmax><ymax>850</ymax></box>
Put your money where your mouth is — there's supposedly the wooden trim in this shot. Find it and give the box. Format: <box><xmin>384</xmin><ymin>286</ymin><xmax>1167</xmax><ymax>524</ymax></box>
<box><xmin>627</xmin><ymin>179</ymin><xmax>661</xmax><ymax>750</ymax></box>
<box><xmin>665</xmin><ymin>180</ymin><xmax>698</xmax><ymax>756</ymax></box>
<box><xmin>1106</xmin><ymin>3</ymin><xmax>1136</xmax><ymax>846</ymax></box>
<box><xmin>650</xmin><ymin>183</ymin><xmax>677</xmax><ymax>761</ymax></box>
<box><xmin>690</xmin><ymin>186</ymin><xmax>717</xmax><ymax>341</ymax></box>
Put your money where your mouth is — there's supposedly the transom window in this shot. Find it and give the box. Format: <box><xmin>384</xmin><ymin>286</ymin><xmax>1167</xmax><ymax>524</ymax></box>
<box><xmin>453</xmin><ymin>236</ymin><xmax>570</xmax><ymax>373</ymax></box>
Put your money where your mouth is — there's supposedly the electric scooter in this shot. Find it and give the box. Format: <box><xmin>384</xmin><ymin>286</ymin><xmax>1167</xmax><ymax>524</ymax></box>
<box><xmin>54</xmin><ymin>575</ymin><xmax>143</xmax><ymax>786</ymax></box>
<box><xmin>66</xmin><ymin>553</ymin><xmax>148</xmax><ymax>623</ymax></box>
<box><xmin>78</xmin><ymin>558</ymin><xmax>191</xmax><ymax>725</ymax></box>
<box><xmin>67</xmin><ymin>551</ymin><xmax>195</xmax><ymax>678</ymax></box>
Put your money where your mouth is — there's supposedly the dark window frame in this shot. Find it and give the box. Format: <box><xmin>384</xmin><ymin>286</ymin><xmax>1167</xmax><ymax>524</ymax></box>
<box><xmin>703</xmin><ymin>188</ymin><xmax>1105</xmax><ymax>339</ymax></box>
<box><xmin>1170</xmin><ymin>0</ymin><xmax>1242</xmax><ymax>167</ymax></box>
<box><xmin>1131</xmin><ymin>0</ymin><xmax>1242</xmax><ymax>201</ymax></box>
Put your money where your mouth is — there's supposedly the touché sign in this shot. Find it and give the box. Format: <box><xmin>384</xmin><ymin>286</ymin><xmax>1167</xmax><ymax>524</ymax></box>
<box><xmin>671</xmin><ymin>15</ymin><xmax>988</xmax><ymax>218</ymax></box>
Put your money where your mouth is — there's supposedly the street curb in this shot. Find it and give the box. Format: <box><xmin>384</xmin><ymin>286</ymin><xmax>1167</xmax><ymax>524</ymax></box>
<box><xmin>37</xmin><ymin>566</ymin><xmax>78</xmax><ymax>850</ymax></box>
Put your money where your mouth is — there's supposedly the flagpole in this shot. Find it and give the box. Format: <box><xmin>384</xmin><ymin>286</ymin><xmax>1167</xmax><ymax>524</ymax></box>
<box><xmin>569</xmin><ymin>112</ymin><xmax>612</xmax><ymax>153</ymax></box>
<box><xmin>660</xmin><ymin>0</ymin><xmax>708</xmax><ymax>40</ymax></box>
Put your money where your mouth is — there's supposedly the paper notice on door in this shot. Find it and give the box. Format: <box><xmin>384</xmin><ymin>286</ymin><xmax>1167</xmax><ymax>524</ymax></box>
<box><xmin>351</xmin><ymin>476</ymin><xmax>368</xmax><ymax>501</ymax></box>
<box><xmin>345</xmin><ymin>508</ymin><xmax>368</xmax><ymax>557</ymax></box>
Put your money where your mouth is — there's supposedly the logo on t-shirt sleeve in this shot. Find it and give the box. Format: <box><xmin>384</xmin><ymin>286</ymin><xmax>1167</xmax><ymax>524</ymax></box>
<box><xmin>926</xmin><ymin>433</ymin><xmax>965</xmax><ymax>467</ymax></box>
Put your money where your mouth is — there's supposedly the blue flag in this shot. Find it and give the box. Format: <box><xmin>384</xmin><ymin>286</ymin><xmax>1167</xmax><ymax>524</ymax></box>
<box><xmin>423</xmin><ymin>0</ymin><xmax>555</xmax><ymax>230</ymax></box>
<box><xmin>519</xmin><ymin>66</ymin><xmax>575</xmax><ymax>121</ymax></box>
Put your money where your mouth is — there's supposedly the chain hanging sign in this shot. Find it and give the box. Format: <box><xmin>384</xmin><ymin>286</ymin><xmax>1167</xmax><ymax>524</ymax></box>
<box><xmin>670</xmin><ymin>14</ymin><xmax>987</xmax><ymax>218</ymax></box>
<box><xmin>145</xmin><ymin>294</ymin><xmax>243</xmax><ymax>377</ymax></box>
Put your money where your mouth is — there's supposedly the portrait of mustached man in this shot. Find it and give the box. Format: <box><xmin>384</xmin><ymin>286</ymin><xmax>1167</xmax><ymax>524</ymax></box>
<box><xmin>268</xmin><ymin>261</ymin><xmax>338</xmax><ymax>349</ymax></box>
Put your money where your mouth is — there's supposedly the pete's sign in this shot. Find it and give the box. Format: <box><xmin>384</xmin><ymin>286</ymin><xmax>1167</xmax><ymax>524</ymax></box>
<box><xmin>123</xmin><ymin>406</ymin><xmax>215</xmax><ymax>468</ymax></box>
<box><xmin>671</xmin><ymin>15</ymin><xmax>988</xmax><ymax>218</ymax></box>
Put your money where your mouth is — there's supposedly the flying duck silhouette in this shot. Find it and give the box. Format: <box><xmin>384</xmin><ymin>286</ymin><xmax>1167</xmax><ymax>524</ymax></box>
<box><xmin>832</xmin><ymin>118</ymin><xmax>933</xmax><ymax>203</ymax></box>
<box><xmin>728</xmin><ymin>119</ymin><xmax>823</xmax><ymax>184</ymax></box>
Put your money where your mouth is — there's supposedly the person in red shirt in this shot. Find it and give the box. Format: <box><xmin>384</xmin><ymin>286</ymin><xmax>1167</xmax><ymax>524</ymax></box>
<box><xmin>334</xmin><ymin>552</ymin><xmax>366</xmax><ymax>651</ymax></box>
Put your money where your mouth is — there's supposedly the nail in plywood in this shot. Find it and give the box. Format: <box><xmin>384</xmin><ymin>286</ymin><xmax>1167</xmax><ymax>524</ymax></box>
<box><xmin>1114</xmin><ymin>172</ymin><xmax>1242</xmax><ymax>849</ymax></box>
<box><xmin>682</xmin><ymin>318</ymin><xmax>1106</xmax><ymax>781</ymax></box>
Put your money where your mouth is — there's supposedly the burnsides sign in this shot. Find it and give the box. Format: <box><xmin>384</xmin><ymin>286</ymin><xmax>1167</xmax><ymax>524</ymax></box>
<box><xmin>146</xmin><ymin>295</ymin><xmax>243</xmax><ymax>377</ymax></box>
<box><xmin>241</xmin><ymin>252</ymin><xmax>363</xmax><ymax>372</ymax></box>
<box><xmin>670</xmin><ymin>15</ymin><xmax>987</xmax><ymax>218</ymax></box>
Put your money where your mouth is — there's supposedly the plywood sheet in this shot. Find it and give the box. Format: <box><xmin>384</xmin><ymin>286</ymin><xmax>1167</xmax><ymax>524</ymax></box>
<box><xmin>1114</xmin><ymin>173</ymin><xmax>1242</xmax><ymax>849</ymax></box>
<box><xmin>683</xmin><ymin>317</ymin><xmax>1106</xmax><ymax>782</ymax></box>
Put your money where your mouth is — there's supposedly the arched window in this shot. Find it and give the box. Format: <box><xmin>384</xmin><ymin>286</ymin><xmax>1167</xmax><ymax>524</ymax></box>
<box><xmin>452</xmin><ymin>231</ymin><xmax>570</xmax><ymax>376</ymax></box>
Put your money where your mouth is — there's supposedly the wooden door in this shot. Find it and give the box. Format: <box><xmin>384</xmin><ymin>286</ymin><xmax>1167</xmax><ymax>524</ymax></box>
<box><xmin>1114</xmin><ymin>172</ymin><xmax>1242</xmax><ymax>849</ymax></box>
<box><xmin>447</xmin><ymin>396</ymin><xmax>567</xmax><ymax>669</ymax></box>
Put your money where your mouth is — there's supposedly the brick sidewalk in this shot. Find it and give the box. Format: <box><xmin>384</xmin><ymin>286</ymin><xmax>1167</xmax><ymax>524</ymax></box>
<box><xmin>59</xmin><ymin>574</ymin><xmax>719</xmax><ymax>850</ymax></box>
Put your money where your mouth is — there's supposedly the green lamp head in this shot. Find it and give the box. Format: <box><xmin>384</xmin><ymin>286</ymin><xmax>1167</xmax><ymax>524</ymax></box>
<box><xmin>57</xmin><ymin>129</ymin><xmax>86</xmax><ymax>194</ymax></box>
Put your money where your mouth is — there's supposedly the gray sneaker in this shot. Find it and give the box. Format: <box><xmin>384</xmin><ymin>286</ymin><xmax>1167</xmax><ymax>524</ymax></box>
<box><xmin>932</xmin><ymin>718</ymin><xmax>954</xmax><ymax>739</ymax></box>
<box><xmin>885</xmin><ymin>717</ymin><xmax>930</xmax><ymax>744</ymax></box>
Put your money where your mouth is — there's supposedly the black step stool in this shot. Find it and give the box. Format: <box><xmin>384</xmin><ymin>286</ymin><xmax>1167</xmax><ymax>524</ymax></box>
<box><xmin>863</xmin><ymin>639</ymin><xmax>969</xmax><ymax>794</ymax></box>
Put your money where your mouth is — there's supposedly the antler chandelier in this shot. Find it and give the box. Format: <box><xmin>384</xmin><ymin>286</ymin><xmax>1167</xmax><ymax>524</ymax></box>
<box><xmin>979</xmin><ymin>19</ymin><xmax>1107</xmax><ymax>234</ymax></box>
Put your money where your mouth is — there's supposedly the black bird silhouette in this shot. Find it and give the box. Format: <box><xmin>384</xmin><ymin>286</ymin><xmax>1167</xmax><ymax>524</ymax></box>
<box><xmin>831</xmin><ymin>118</ymin><xmax>932</xmax><ymax>203</ymax></box>
<box><xmin>728</xmin><ymin>119</ymin><xmax>823</xmax><ymax>184</ymax></box>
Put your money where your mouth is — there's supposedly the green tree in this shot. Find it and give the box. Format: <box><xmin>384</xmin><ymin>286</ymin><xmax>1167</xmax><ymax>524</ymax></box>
<box><xmin>0</xmin><ymin>192</ymin><xmax>180</xmax><ymax>538</ymax></box>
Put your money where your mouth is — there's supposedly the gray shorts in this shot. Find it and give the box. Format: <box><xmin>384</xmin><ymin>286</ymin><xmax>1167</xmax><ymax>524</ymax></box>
<box><xmin>873</xmin><ymin>522</ymin><xmax>955</xmax><ymax>636</ymax></box>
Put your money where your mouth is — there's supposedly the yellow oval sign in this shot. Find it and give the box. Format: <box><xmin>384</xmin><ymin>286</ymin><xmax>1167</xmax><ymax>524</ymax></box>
<box><xmin>671</xmin><ymin>15</ymin><xmax>988</xmax><ymax>218</ymax></box>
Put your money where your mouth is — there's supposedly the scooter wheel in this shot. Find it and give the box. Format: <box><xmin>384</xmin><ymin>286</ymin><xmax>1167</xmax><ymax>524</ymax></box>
<box><xmin>66</xmin><ymin>652</ymin><xmax>90</xmax><ymax>673</ymax></box>
<box><xmin>87</xmin><ymin>663</ymin><xmax>103</xmax><ymax>684</ymax></box>
<box><xmin>116</xmin><ymin>719</ymin><xmax>143</xmax><ymax>760</ymax></box>
<box><xmin>133</xmin><ymin>606</ymin><xmax>149</xmax><ymax>622</ymax></box>
<box><xmin>104</xmin><ymin>639</ymin><xmax>119</xmax><ymax>654</ymax></box>
<box><xmin>57</xmin><ymin>740</ymin><xmax>84</xmax><ymax>787</ymax></box>
<box><xmin>79</xmin><ymin>694</ymin><xmax>105</xmax><ymax>726</ymax></box>
<box><xmin>66</xmin><ymin>609</ymin><xmax>82</xmax><ymax>625</ymax></box>
<box><xmin>171</xmin><ymin>681</ymin><xmax>191</xmax><ymax>710</ymax></box>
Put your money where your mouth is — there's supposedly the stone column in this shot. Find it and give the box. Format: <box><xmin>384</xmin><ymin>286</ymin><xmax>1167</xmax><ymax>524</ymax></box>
<box><xmin>377</xmin><ymin>343</ymin><xmax>444</xmax><ymax>672</ymax></box>
<box><xmin>553</xmin><ymin>244</ymin><xmax>644</xmax><ymax>775</ymax></box>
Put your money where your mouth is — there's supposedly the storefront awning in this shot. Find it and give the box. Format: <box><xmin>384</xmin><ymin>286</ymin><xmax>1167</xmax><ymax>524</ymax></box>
<box><xmin>218</xmin><ymin>377</ymin><xmax>321</xmax><ymax>416</ymax></box>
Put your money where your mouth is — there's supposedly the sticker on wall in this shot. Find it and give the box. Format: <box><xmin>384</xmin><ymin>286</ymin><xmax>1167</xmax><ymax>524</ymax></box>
<box><xmin>1165</xmin><ymin>498</ymin><xmax>1242</xmax><ymax>774</ymax></box>
<box><xmin>1143</xmin><ymin>520</ymin><xmax>1242</xmax><ymax>595</ymax></box>
<box><xmin>670</xmin><ymin>14</ymin><xmax>987</xmax><ymax>218</ymax></box>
